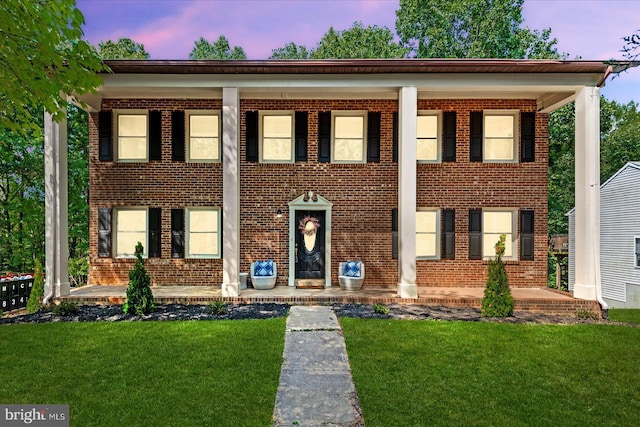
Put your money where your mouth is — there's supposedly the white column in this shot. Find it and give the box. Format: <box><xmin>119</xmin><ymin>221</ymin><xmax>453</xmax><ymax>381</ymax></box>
<box><xmin>573</xmin><ymin>86</ymin><xmax>600</xmax><ymax>300</ymax></box>
<box><xmin>44</xmin><ymin>111</ymin><xmax>70</xmax><ymax>298</ymax></box>
<box><xmin>222</xmin><ymin>88</ymin><xmax>240</xmax><ymax>296</ymax></box>
<box><xmin>397</xmin><ymin>87</ymin><xmax>418</xmax><ymax>298</ymax></box>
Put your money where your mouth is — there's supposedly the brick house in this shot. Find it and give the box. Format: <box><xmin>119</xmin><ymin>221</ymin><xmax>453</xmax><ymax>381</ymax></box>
<box><xmin>44</xmin><ymin>59</ymin><xmax>610</xmax><ymax>300</ymax></box>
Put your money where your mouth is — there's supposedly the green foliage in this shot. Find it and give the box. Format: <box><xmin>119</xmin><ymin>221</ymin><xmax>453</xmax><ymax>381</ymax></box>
<box><xmin>69</xmin><ymin>254</ymin><xmax>89</xmax><ymax>287</ymax></box>
<box><xmin>0</xmin><ymin>0</ymin><xmax>103</xmax><ymax>134</ymax></box>
<box><xmin>270</xmin><ymin>42</ymin><xmax>311</xmax><ymax>59</ymax></box>
<box><xmin>189</xmin><ymin>36</ymin><xmax>246</xmax><ymax>60</ymax></box>
<box><xmin>123</xmin><ymin>242</ymin><xmax>155</xmax><ymax>315</ymax></box>
<box><xmin>26</xmin><ymin>259</ymin><xmax>45</xmax><ymax>314</ymax></box>
<box><xmin>395</xmin><ymin>0</ymin><xmax>563</xmax><ymax>59</ymax></box>
<box><xmin>98</xmin><ymin>38</ymin><xmax>150</xmax><ymax>59</ymax></box>
<box><xmin>575</xmin><ymin>309</ymin><xmax>600</xmax><ymax>320</ymax></box>
<box><xmin>373</xmin><ymin>303</ymin><xmax>390</xmax><ymax>315</ymax></box>
<box><xmin>52</xmin><ymin>301</ymin><xmax>79</xmax><ymax>316</ymax></box>
<box><xmin>481</xmin><ymin>234</ymin><xmax>514</xmax><ymax>317</ymax></box>
<box><xmin>67</xmin><ymin>104</ymin><xmax>90</xmax><ymax>261</ymax></box>
<box><xmin>311</xmin><ymin>22</ymin><xmax>408</xmax><ymax>59</ymax></box>
<box><xmin>208</xmin><ymin>300</ymin><xmax>228</xmax><ymax>315</ymax></box>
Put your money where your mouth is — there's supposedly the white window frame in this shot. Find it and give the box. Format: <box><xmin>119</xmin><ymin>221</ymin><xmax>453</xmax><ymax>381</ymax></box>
<box><xmin>259</xmin><ymin>111</ymin><xmax>295</xmax><ymax>163</ymax></box>
<box><xmin>417</xmin><ymin>110</ymin><xmax>442</xmax><ymax>163</ymax></box>
<box><xmin>416</xmin><ymin>208</ymin><xmax>440</xmax><ymax>260</ymax></box>
<box><xmin>331</xmin><ymin>111</ymin><xmax>367</xmax><ymax>164</ymax></box>
<box><xmin>186</xmin><ymin>207</ymin><xmax>221</xmax><ymax>259</ymax></box>
<box><xmin>483</xmin><ymin>110</ymin><xmax>518</xmax><ymax>163</ymax></box>
<box><xmin>114</xmin><ymin>207</ymin><xmax>148</xmax><ymax>258</ymax></box>
<box><xmin>114</xmin><ymin>109</ymin><xmax>148</xmax><ymax>162</ymax></box>
<box><xmin>482</xmin><ymin>208</ymin><xmax>518</xmax><ymax>261</ymax></box>
<box><xmin>186</xmin><ymin>110</ymin><xmax>221</xmax><ymax>163</ymax></box>
<box><xmin>635</xmin><ymin>236</ymin><xmax>640</xmax><ymax>268</ymax></box>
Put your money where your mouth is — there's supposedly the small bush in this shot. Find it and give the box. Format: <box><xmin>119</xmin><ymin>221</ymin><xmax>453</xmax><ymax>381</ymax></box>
<box><xmin>53</xmin><ymin>301</ymin><xmax>79</xmax><ymax>316</ymax></box>
<box><xmin>373</xmin><ymin>303</ymin><xmax>390</xmax><ymax>315</ymax></box>
<box><xmin>481</xmin><ymin>234</ymin><xmax>514</xmax><ymax>317</ymax></box>
<box><xmin>575</xmin><ymin>309</ymin><xmax>599</xmax><ymax>320</ymax></box>
<box><xmin>26</xmin><ymin>259</ymin><xmax>45</xmax><ymax>314</ymax></box>
<box><xmin>208</xmin><ymin>301</ymin><xmax>228</xmax><ymax>315</ymax></box>
<box><xmin>123</xmin><ymin>242</ymin><xmax>155</xmax><ymax>315</ymax></box>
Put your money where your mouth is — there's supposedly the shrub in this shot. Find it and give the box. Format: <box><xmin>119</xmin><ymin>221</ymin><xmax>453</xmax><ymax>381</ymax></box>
<box><xmin>481</xmin><ymin>234</ymin><xmax>514</xmax><ymax>317</ymax></box>
<box><xmin>373</xmin><ymin>303</ymin><xmax>390</xmax><ymax>315</ymax></box>
<box><xmin>208</xmin><ymin>301</ymin><xmax>228</xmax><ymax>315</ymax></box>
<box><xmin>26</xmin><ymin>259</ymin><xmax>45</xmax><ymax>314</ymax></box>
<box><xmin>575</xmin><ymin>309</ymin><xmax>599</xmax><ymax>320</ymax></box>
<box><xmin>123</xmin><ymin>242</ymin><xmax>155</xmax><ymax>315</ymax></box>
<box><xmin>52</xmin><ymin>301</ymin><xmax>79</xmax><ymax>316</ymax></box>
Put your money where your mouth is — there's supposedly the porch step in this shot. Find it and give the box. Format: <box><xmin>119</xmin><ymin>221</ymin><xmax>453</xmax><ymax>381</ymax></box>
<box><xmin>295</xmin><ymin>279</ymin><xmax>325</xmax><ymax>289</ymax></box>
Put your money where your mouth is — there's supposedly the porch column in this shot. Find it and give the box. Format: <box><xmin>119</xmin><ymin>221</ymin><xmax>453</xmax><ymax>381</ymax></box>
<box><xmin>397</xmin><ymin>87</ymin><xmax>418</xmax><ymax>298</ymax></box>
<box><xmin>44</xmin><ymin>111</ymin><xmax>70</xmax><ymax>298</ymax></box>
<box><xmin>573</xmin><ymin>86</ymin><xmax>600</xmax><ymax>300</ymax></box>
<box><xmin>222</xmin><ymin>87</ymin><xmax>240</xmax><ymax>296</ymax></box>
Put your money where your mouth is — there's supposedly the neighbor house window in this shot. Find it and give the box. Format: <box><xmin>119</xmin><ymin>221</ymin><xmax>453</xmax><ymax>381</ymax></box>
<box><xmin>483</xmin><ymin>210</ymin><xmax>516</xmax><ymax>259</ymax></box>
<box><xmin>186</xmin><ymin>208</ymin><xmax>220</xmax><ymax>258</ymax></box>
<box><xmin>417</xmin><ymin>112</ymin><xmax>441</xmax><ymax>162</ymax></box>
<box><xmin>416</xmin><ymin>209</ymin><xmax>439</xmax><ymax>259</ymax></box>
<box><xmin>115</xmin><ymin>208</ymin><xmax>147</xmax><ymax>257</ymax></box>
<box><xmin>116</xmin><ymin>111</ymin><xmax>148</xmax><ymax>161</ymax></box>
<box><xmin>635</xmin><ymin>237</ymin><xmax>640</xmax><ymax>268</ymax></box>
<box><xmin>260</xmin><ymin>111</ymin><xmax>294</xmax><ymax>163</ymax></box>
<box><xmin>484</xmin><ymin>111</ymin><xmax>517</xmax><ymax>162</ymax></box>
<box><xmin>332</xmin><ymin>111</ymin><xmax>366</xmax><ymax>163</ymax></box>
<box><xmin>187</xmin><ymin>110</ymin><xmax>220</xmax><ymax>162</ymax></box>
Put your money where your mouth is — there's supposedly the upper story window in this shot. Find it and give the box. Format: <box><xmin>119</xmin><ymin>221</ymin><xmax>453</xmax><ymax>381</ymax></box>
<box><xmin>635</xmin><ymin>237</ymin><xmax>640</xmax><ymax>268</ymax></box>
<box><xmin>482</xmin><ymin>210</ymin><xmax>516</xmax><ymax>260</ymax></box>
<box><xmin>260</xmin><ymin>111</ymin><xmax>294</xmax><ymax>163</ymax></box>
<box><xmin>187</xmin><ymin>110</ymin><xmax>220</xmax><ymax>162</ymax></box>
<box><xmin>186</xmin><ymin>208</ymin><xmax>221</xmax><ymax>258</ymax></box>
<box><xmin>116</xmin><ymin>110</ymin><xmax>148</xmax><ymax>161</ymax></box>
<box><xmin>484</xmin><ymin>111</ymin><xmax>518</xmax><ymax>162</ymax></box>
<box><xmin>115</xmin><ymin>208</ymin><xmax>147</xmax><ymax>257</ymax></box>
<box><xmin>417</xmin><ymin>112</ymin><xmax>441</xmax><ymax>162</ymax></box>
<box><xmin>416</xmin><ymin>209</ymin><xmax>440</xmax><ymax>259</ymax></box>
<box><xmin>332</xmin><ymin>111</ymin><xmax>367</xmax><ymax>163</ymax></box>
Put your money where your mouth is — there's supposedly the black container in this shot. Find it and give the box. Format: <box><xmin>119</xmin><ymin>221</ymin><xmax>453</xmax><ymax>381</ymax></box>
<box><xmin>0</xmin><ymin>282</ymin><xmax>9</xmax><ymax>298</ymax></box>
<box><xmin>9</xmin><ymin>295</ymin><xmax>18</xmax><ymax>310</ymax></box>
<box><xmin>26</xmin><ymin>279</ymin><xmax>34</xmax><ymax>296</ymax></box>
<box><xmin>18</xmin><ymin>279</ymin><xmax>27</xmax><ymax>297</ymax></box>
<box><xmin>17</xmin><ymin>294</ymin><xmax>27</xmax><ymax>309</ymax></box>
<box><xmin>1</xmin><ymin>297</ymin><xmax>9</xmax><ymax>311</ymax></box>
<box><xmin>9</xmin><ymin>282</ymin><xmax>19</xmax><ymax>297</ymax></box>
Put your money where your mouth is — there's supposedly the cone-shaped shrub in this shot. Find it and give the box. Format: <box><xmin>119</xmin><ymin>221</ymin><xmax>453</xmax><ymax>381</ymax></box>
<box><xmin>481</xmin><ymin>234</ymin><xmax>514</xmax><ymax>317</ymax></box>
<box><xmin>26</xmin><ymin>259</ymin><xmax>44</xmax><ymax>314</ymax></box>
<box><xmin>123</xmin><ymin>242</ymin><xmax>155</xmax><ymax>315</ymax></box>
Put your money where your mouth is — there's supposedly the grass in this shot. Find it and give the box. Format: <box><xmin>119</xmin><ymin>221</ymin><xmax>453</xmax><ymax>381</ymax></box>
<box><xmin>341</xmin><ymin>319</ymin><xmax>640</xmax><ymax>427</ymax></box>
<box><xmin>608</xmin><ymin>308</ymin><xmax>640</xmax><ymax>324</ymax></box>
<box><xmin>0</xmin><ymin>319</ymin><xmax>285</xmax><ymax>426</ymax></box>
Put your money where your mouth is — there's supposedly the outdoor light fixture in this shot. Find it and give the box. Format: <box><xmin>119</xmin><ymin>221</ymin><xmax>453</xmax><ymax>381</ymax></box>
<box><xmin>276</xmin><ymin>209</ymin><xmax>283</xmax><ymax>218</ymax></box>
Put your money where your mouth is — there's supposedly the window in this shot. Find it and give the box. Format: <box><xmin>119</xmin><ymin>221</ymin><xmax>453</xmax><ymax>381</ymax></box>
<box><xmin>116</xmin><ymin>111</ymin><xmax>148</xmax><ymax>161</ymax></box>
<box><xmin>332</xmin><ymin>111</ymin><xmax>367</xmax><ymax>163</ymax></box>
<box><xmin>187</xmin><ymin>110</ymin><xmax>220</xmax><ymax>162</ymax></box>
<box><xmin>186</xmin><ymin>208</ymin><xmax>220</xmax><ymax>258</ymax></box>
<box><xmin>483</xmin><ymin>210</ymin><xmax>516</xmax><ymax>259</ymax></box>
<box><xmin>416</xmin><ymin>209</ymin><xmax>440</xmax><ymax>259</ymax></box>
<box><xmin>635</xmin><ymin>237</ymin><xmax>640</xmax><ymax>268</ymax></box>
<box><xmin>484</xmin><ymin>111</ymin><xmax>517</xmax><ymax>162</ymax></box>
<box><xmin>260</xmin><ymin>112</ymin><xmax>294</xmax><ymax>162</ymax></box>
<box><xmin>417</xmin><ymin>112</ymin><xmax>441</xmax><ymax>162</ymax></box>
<box><xmin>115</xmin><ymin>209</ymin><xmax>147</xmax><ymax>257</ymax></box>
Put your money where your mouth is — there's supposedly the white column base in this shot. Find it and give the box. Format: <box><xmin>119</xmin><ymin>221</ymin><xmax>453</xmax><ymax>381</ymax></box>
<box><xmin>398</xmin><ymin>282</ymin><xmax>418</xmax><ymax>299</ymax></box>
<box><xmin>55</xmin><ymin>281</ymin><xmax>70</xmax><ymax>298</ymax></box>
<box><xmin>222</xmin><ymin>283</ymin><xmax>239</xmax><ymax>297</ymax></box>
<box><xmin>573</xmin><ymin>283</ymin><xmax>597</xmax><ymax>301</ymax></box>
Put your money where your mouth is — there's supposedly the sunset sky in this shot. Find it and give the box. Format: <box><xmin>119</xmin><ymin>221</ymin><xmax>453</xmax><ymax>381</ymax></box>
<box><xmin>76</xmin><ymin>0</ymin><xmax>640</xmax><ymax>104</ymax></box>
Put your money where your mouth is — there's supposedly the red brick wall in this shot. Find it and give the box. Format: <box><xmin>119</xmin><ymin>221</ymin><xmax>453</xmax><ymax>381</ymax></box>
<box><xmin>89</xmin><ymin>97</ymin><xmax>547</xmax><ymax>288</ymax></box>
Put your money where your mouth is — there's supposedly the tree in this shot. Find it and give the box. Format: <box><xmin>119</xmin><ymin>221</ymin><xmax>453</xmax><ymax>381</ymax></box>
<box><xmin>622</xmin><ymin>29</ymin><xmax>640</xmax><ymax>61</ymax></box>
<box><xmin>0</xmin><ymin>0</ymin><xmax>103</xmax><ymax>134</ymax></box>
<box><xmin>395</xmin><ymin>0</ymin><xmax>563</xmax><ymax>59</ymax></box>
<box><xmin>311</xmin><ymin>22</ymin><xmax>408</xmax><ymax>59</ymax></box>
<box><xmin>270</xmin><ymin>42</ymin><xmax>311</xmax><ymax>60</ymax></box>
<box><xmin>189</xmin><ymin>36</ymin><xmax>246</xmax><ymax>60</ymax></box>
<box><xmin>481</xmin><ymin>234</ymin><xmax>514</xmax><ymax>317</ymax></box>
<box><xmin>26</xmin><ymin>258</ymin><xmax>44</xmax><ymax>313</ymax></box>
<box><xmin>97</xmin><ymin>38</ymin><xmax>149</xmax><ymax>59</ymax></box>
<box><xmin>123</xmin><ymin>242</ymin><xmax>155</xmax><ymax>315</ymax></box>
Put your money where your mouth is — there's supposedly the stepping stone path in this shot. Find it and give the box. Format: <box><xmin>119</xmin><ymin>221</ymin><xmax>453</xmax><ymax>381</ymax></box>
<box><xmin>273</xmin><ymin>306</ymin><xmax>363</xmax><ymax>426</ymax></box>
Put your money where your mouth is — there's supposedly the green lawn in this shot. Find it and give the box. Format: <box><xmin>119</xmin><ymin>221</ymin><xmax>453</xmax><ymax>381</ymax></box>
<box><xmin>608</xmin><ymin>308</ymin><xmax>640</xmax><ymax>324</ymax></box>
<box><xmin>0</xmin><ymin>320</ymin><xmax>285</xmax><ymax>427</ymax></box>
<box><xmin>341</xmin><ymin>319</ymin><xmax>640</xmax><ymax>427</ymax></box>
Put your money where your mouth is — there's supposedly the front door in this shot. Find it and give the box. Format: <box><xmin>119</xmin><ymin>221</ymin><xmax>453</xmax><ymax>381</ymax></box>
<box><xmin>295</xmin><ymin>210</ymin><xmax>325</xmax><ymax>279</ymax></box>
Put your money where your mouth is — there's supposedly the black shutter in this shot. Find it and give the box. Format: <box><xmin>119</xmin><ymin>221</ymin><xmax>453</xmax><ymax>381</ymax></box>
<box><xmin>318</xmin><ymin>112</ymin><xmax>331</xmax><ymax>162</ymax></box>
<box><xmin>521</xmin><ymin>112</ymin><xmax>535</xmax><ymax>162</ymax></box>
<box><xmin>470</xmin><ymin>112</ymin><xmax>483</xmax><ymax>162</ymax></box>
<box><xmin>149</xmin><ymin>110</ymin><xmax>162</xmax><ymax>161</ymax></box>
<box><xmin>469</xmin><ymin>209</ymin><xmax>482</xmax><ymax>259</ymax></box>
<box><xmin>148</xmin><ymin>208</ymin><xmax>161</xmax><ymax>258</ymax></box>
<box><xmin>98</xmin><ymin>208</ymin><xmax>112</xmax><ymax>258</ymax></box>
<box><xmin>98</xmin><ymin>111</ymin><xmax>112</xmax><ymax>161</ymax></box>
<box><xmin>171</xmin><ymin>209</ymin><xmax>185</xmax><ymax>258</ymax></box>
<box><xmin>392</xmin><ymin>112</ymin><xmax>398</xmax><ymax>163</ymax></box>
<box><xmin>520</xmin><ymin>210</ymin><xmax>534</xmax><ymax>261</ymax></box>
<box><xmin>246</xmin><ymin>111</ymin><xmax>259</xmax><ymax>162</ymax></box>
<box><xmin>295</xmin><ymin>111</ymin><xmax>308</xmax><ymax>162</ymax></box>
<box><xmin>443</xmin><ymin>112</ymin><xmax>456</xmax><ymax>162</ymax></box>
<box><xmin>171</xmin><ymin>111</ymin><xmax>185</xmax><ymax>161</ymax></box>
<box><xmin>442</xmin><ymin>209</ymin><xmax>455</xmax><ymax>259</ymax></box>
<box><xmin>367</xmin><ymin>112</ymin><xmax>381</xmax><ymax>162</ymax></box>
<box><xmin>392</xmin><ymin>208</ymin><xmax>398</xmax><ymax>260</ymax></box>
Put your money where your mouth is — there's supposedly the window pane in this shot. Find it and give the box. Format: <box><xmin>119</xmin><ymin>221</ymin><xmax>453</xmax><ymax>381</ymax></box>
<box><xmin>116</xmin><ymin>210</ymin><xmax>146</xmax><ymax>256</ymax></box>
<box><xmin>485</xmin><ymin>138</ymin><xmax>514</xmax><ymax>160</ymax></box>
<box><xmin>118</xmin><ymin>210</ymin><xmax>146</xmax><ymax>232</ymax></box>
<box><xmin>483</xmin><ymin>212</ymin><xmax>512</xmax><ymax>233</ymax></box>
<box><xmin>118</xmin><ymin>115</ymin><xmax>147</xmax><ymax>137</ymax></box>
<box><xmin>263</xmin><ymin>116</ymin><xmax>292</xmax><ymax>138</ymax></box>
<box><xmin>188</xmin><ymin>232</ymin><xmax>218</xmax><ymax>256</ymax></box>
<box><xmin>189</xmin><ymin>210</ymin><xmax>218</xmax><ymax>233</ymax></box>
<box><xmin>416</xmin><ymin>211</ymin><xmax>437</xmax><ymax>233</ymax></box>
<box><xmin>190</xmin><ymin>137</ymin><xmax>218</xmax><ymax>160</ymax></box>
<box><xmin>335</xmin><ymin>116</ymin><xmax>364</xmax><ymax>139</ymax></box>
<box><xmin>417</xmin><ymin>233</ymin><xmax>437</xmax><ymax>257</ymax></box>
<box><xmin>117</xmin><ymin>232</ymin><xmax>146</xmax><ymax>256</ymax></box>
<box><xmin>483</xmin><ymin>233</ymin><xmax>513</xmax><ymax>258</ymax></box>
<box><xmin>417</xmin><ymin>138</ymin><xmax>438</xmax><ymax>160</ymax></box>
<box><xmin>263</xmin><ymin>138</ymin><xmax>293</xmax><ymax>161</ymax></box>
<box><xmin>485</xmin><ymin>115</ymin><xmax>513</xmax><ymax>138</ymax></box>
<box><xmin>190</xmin><ymin>115</ymin><xmax>218</xmax><ymax>137</ymax></box>
<box><xmin>417</xmin><ymin>116</ymin><xmax>438</xmax><ymax>138</ymax></box>
<box><xmin>334</xmin><ymin>138</ymin><xmax>363</xmax><ymax>161</ymax></box>
<box><xmin>118</xmin><ymin>137</ymin><xmax>147</xmax><ymax>159</ymax></box>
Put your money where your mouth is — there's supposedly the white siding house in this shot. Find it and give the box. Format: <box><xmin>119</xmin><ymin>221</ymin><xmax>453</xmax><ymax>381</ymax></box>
<box><xmin>568</xmin><ymin>162</ymin><xmax>640</xmax><ymax>308</ymax></box>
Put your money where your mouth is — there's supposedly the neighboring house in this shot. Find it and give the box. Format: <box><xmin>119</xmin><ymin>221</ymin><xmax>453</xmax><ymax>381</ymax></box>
<box><xmin>568</xmin><ymin>162</ymin><xmax>640</xmax><ymax>308</ymax></box>
<box><xmin>42</xmin><ymin>59</ymin><xmax>610</xmax><ymax>299</ymax></box>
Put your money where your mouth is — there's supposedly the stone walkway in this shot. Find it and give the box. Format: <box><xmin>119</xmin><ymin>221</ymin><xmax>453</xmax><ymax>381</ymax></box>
<box><xmin>273</xmin><ymin>306</ymin><xmax>363</xmax><ymax>426</ymax></box>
